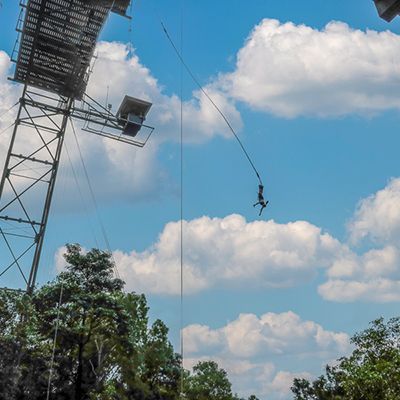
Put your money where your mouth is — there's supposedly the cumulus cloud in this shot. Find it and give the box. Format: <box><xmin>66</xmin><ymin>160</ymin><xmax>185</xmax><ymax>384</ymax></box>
<box><xmin>3</xmin><ymin>17</ymin><xmax>400</xmax><ymax>212</ymax></box>
<box><xmin>3</xmin><ymin>16</ymin><xmax>400</xmax><ymax>211</ymax></box>
<box><xmin>89</xmin><ymin>41</ymin><xmax>242</xmax><ymax>144</ymax></box>
<box><xmin>57</xmin><ymin>41</ymin><xmax>241</xmax><ymax>205</ymax></box>
<box><xmin>319</xmin><ymin>245</ymin><xmax>400</xmax><ymax>302</ymax></box>
<box><xmin>183</xmin><ymin>311</ymin><xmax>350</xmax><ymax>399</ymax></box>
<box><xmin>349</xmin><ymin>178</ymin><xmax>400</xmax><ymax>245</ymax></box>
<box><xmin>0</xmin><ymin>51</ymin><xmax>20</xmax><ymax>165</ymax></box>
<box><xmin>50</xmin><ymin>177</ymin><xmax>400</xmax><ymax>303</ymax></box>
<box><xmin>54</xmin><ymin>246</ymin><xmax>67</xmax><ymax>272</ymax></box>
<box><xmin>320</xmin><ymin>179</ymin><xmax>400</xmax><ymax>302</ymax></box>
<box><xmin>319</xmin><ymin>278</ymin><xmax>400</xmax><ymax>303</ymax></box>
<box><xmin>110</xmin><ymin>178</ymin><xmax>400</xmax><ymax>302</ymax></box>
<box><xmin>220</xmin><ymin>19</ymin><xmax>400</xmax><ymax>117</ymax></box>
<box><xmin>264</xmin><ymin>371</ymin><xmax>312</xmax><ymax>400</ymax></box>
<box><xmin>0</xmin><ymin>51</ymin><xmax>19</xmax><ymax>115</ymax></box>
<box><xmin>113</xmin><ymin>214</ymin><xmax>344</xmax><ymax>295</ymax></box>
<box><xmin>0</xmin><ymin>42</ymin><xmax>242</xmax><ymax>211</ymax></box>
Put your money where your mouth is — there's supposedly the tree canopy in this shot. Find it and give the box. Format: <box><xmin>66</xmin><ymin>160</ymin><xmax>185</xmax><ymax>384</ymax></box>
<box><xmin>291</xmin><ymin>317</ymin><xmax>400</xmax><ymax>400</ymax></box>
<box><xmin>0</xmin><ymin>244</ymin><xmax>257</xmax><ymax>400</ymax></box>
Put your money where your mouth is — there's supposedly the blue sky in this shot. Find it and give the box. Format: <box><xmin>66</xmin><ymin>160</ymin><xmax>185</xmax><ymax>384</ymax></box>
<box><xmin>2</xmin><ymin>0</ymin><xmax>400</xmax><ymax>398</ymax></box>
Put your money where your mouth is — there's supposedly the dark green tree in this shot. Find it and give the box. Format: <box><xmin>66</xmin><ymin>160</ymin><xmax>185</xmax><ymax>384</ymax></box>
<box><xmin>292</xmin><ymin>317</ymin><xmax>400</xmax><ymax>400</ymax></box>
<box><xmin>0</xmin><ymin>290</ymin><xmax>49</xmax><ymax>400</ymax></box>
<box><xmin>0</xmin><ymin>244</ymin><xmax>259</xmax><ymax>400</ymax></box>
<box><xmin>0</xmin><ymin>245</ymin><xmax>181</xmax><ymax>400</ymax></box>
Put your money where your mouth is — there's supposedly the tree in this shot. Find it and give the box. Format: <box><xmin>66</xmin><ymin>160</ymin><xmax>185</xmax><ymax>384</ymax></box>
<box><xmin>0</xmin><ymin>244</ymin><xmax>259</xmax><ymax>400</ymax></box>
<box><xmin>291</xmin><ymin>317</ymin><xmax>400</xmax><ymax>400</ymax></box>
<box><xmin>181</xmin><ymin>360</ymin><xmax>258</xmax><ymax>400</ymax></box>
<box><xmin>0</xmin><ymin>290</ymin><xmax>47</xmax><ymax>400</ymax></box>
<box><xmin>0</xmin><ymin>245</ymin><xmax>182</xmax><ymax>400</ymax></box>
<box><xmin>183</xmin><ymin>361</ymin><xmax>234</xmax><ymax>400</ymax></box>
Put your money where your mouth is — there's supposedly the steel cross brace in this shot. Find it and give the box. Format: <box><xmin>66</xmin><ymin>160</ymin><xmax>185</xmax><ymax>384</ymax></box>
<box><xmin>0</xmin><ymin>85</ymin><xmax>154</xmax><ymax>293</ymax></box>
<box><xmin>0</xmin><ymin>85</ymin><xmax>72</xmax><ymax>293</ymax></box>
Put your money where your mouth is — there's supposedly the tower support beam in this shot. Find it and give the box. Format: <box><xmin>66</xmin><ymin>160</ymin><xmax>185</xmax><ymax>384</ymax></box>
<box><xmin>0</xmin><ymin>86</ymin><xmax>72</xmax><ymax>292</ymax></box>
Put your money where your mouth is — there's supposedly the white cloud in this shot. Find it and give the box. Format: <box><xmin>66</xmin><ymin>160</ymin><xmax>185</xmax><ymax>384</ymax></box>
<box><xmin>49</xmin><ymin>178</ymin><xmax>400</xmax><ymax>303</ymax></box>
<box><xmin>0</xmin><ymin>51</ymin><xmax>19</xmax><ymax>114</ymax></box>
<box><xmin>89</xmin><ymin>42</ymin><xmax>242</xmax><ymax>144</ymax></box>
<box><xmin>113</xmin><ymin>214</ymin><xmax>343</xmax><ymax>295</ymax></box>
<box><xmin>0</xmin><ymin>42</ymin><xmax>243</xmax><ymax>212</ymax></box>
<box><xmin>3</xmin><ymin>16</ymin><xmax>400</xmax><ymax>213</ymax></box>
<box><xmin>349</xmin><ymin>178</ymin><xmax>400</xmax><ymax>245</ymax></box>
<box><xmin>184</xmin><ymin>324</ymin><xmax>224</xmax><ymax>354</ymax></box>
<box><xmin>183</xmin><ymin>311</ymin><xmax>350</xmax><ymax>399</ymax></box>
<box><xmin>3</xmin><ymin>17</ymin><xmax>400</xmax><ymax>213</ymax></box>
<box><xmin>320</xmin><ymin>245</ymin><xmax>400</xmax><ymax>302</ymax></box>
<box><xmin>319</xmin><ymin>278</ymin><xmax>400</xmax><ymax>303</ymax></box>
<box><xmin>320</xmin><ymin>178</ymin><xmax>400</xmax><ymax>302</ymax></box>
<box><xmin>220</xmin><ymin>19</ymin><xmax>400</xmax><ymax>117</ymax></box>
<box><xmin>221</xmin><ymin>311</ymin><xmax>349</xmax><ymax>359</ymax></box>
<box><xmin>56</xmin><ymin>41</ymin><xmax>240</xmax><ymax>206</ymax></box>
<box><xmin>0</xmin><ymin>51</ymin><xmax>20</xmax><ymax>165</ymax></box>
<box><xmin>264</xmin><ymin>371</ymin><xmax>312</xmax><ymax>400</ymax></box>
<box><xmin>54</xmin><ymin>246</ymin><xmax>68</xmax><ymax>273</ymax></box>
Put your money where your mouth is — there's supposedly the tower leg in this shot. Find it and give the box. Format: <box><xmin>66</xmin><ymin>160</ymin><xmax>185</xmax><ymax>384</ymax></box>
<box><xmin>0</xmin><ymin>86</ymin><xmax>72</xmax><ymax>292</ymax></box>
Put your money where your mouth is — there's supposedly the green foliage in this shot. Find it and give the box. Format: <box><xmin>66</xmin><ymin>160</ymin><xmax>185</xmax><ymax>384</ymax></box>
<box><xmin>291</xmin><ymin>317</ymin><xmax>400</xmax><ymax>400</ymax></box>
<box><xmin>183</xmin><ymin>360</ymin><xmax>233</xmax><ymax>400</ymax></box>
<box><xmin>0</xmin><ymin>245</ymin><xmax>181</xmax><ymax>400</ymax></box>
<box><xmin>182</xmin><ymin>360</ymin><xmax>257</xmax><ymax>400</ymax></box>
<box><xmin>0</xmin><ymin>244</ymin><xmax>259</xmax><ymax>400</ymax></box>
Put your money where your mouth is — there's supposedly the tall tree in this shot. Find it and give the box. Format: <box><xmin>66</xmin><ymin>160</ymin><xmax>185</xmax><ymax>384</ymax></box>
<box><xmin>0</xmin><ymin>244</ymin><xmax>259</xmax><ymax>400</ymax></box>
<box><xmin>0</xmin><ymin>245</ymin><xmax>182</xmax><ymax>400</ymax></box>
<box><xmin>292</xmin><ymin>317</ymin><xmax>400</xmax><ymax>400</ymax></box>
<box><xmin>183</xmin><ymin>360</ymin><xmax>234</xmax><ymax>400</ymax></box>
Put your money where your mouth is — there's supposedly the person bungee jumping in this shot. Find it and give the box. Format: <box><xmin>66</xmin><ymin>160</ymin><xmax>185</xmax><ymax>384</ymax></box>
<box><xmin>253</xmin><ymin>184</ymin><xmax>269</xmax><ymax>216</ymax></box>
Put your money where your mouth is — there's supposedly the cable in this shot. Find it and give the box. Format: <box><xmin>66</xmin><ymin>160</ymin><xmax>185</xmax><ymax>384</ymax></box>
<box><xmin>0</xmin><ymin>122</ymin><xmax>16</xmax><ymax>137</ymax></box>
<box><xmin>68</xmin><ymin>118</ymin><xmax>121</xmax><ymax>280</ymax></box>
<box><xmin>159</xmin><ymin>20</ymin><xmax>263</xmax><ymax>186</ymax></box>
<box><xmin>179</xmin><ymin>1</ymin><xmax>184</xmax><ymax>395</ymax></box>
<box><xmin>128</xmin><ymin>0</ymin><xmax>134</xmax><ymax>57</ymax></box>
<box><xmin>64</xmin><ymin>142</ymin><xmax>100</xmax><ymax>249</ymax></box>
<box><xmin>0</xmin><ymin>101</ymin><xmax>19</xmax><ymax>121</ymax></box>
<box><xmin>46</xmin><ymin>281</ymin><xmax>64</xmax><ymax>400</ymax></box>
<box><xmin>69</xmin><ymin>118</ymin><xmax>120</xmax><ymax>278</ymax></box>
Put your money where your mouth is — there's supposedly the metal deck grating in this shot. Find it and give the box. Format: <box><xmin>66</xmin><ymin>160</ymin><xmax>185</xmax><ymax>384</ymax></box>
<box><xmin>13</xmin><ymin>0</ymin><xmax>129</xmax><ymax>99</ymax></box>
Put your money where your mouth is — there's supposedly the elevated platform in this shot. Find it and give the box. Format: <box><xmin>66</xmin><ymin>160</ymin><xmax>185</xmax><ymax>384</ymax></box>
<box><xmin>13</xmin><ymin>0</ymin><xmax>130</xmax><ymax>99</ymax></box>
<box><xmin>374</xmin><ymin>0</ymin><xmax>400</xmax><ymax>22</ymax></box>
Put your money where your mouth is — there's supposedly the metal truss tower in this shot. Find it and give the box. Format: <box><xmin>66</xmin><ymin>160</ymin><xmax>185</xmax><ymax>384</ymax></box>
<box><xmin>0</xmin><ymin>0</ymin><xmax>154</xmax><ymax>293</ymax></box>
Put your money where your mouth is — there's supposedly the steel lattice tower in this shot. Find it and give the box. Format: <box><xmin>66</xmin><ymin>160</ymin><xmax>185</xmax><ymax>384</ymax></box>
<box><xmin>0</xmin><ymin>0</ymin><xmax>154</xmax><ymax>293</ymax></box>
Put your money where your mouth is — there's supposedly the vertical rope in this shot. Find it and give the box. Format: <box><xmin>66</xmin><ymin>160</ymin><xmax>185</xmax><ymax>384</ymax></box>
<box><xmin>159</xmin><ymin>20</ymin><xmax>263</xmax><ymax>186</ymax></box>
<box><xmin>128</xmin><ymin>0</ymin><xmax>134</xmax><ymax>57</ymax></box>
<box><xmin>179</xmin><ymin>0</ymin><xmax>185</xmax><ymax>396</ymax></box>
<box><xmin>46</xmin><ymin>281</ymin><xmax>64</xmax><ymax>400</ymax></box>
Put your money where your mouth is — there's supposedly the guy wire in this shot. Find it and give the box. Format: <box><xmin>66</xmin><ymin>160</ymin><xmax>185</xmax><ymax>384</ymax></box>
<box><xmin>68</xmin><ymin>118</ymin><xmax>121</xmax><ymax>280</ymax></box>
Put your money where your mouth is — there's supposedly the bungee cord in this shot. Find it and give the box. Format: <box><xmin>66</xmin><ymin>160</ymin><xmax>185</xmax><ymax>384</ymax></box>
<box><xmin>159</xmin><ymin>21</ymin><xmax>263</xmax><ymax>186</ymax></box>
